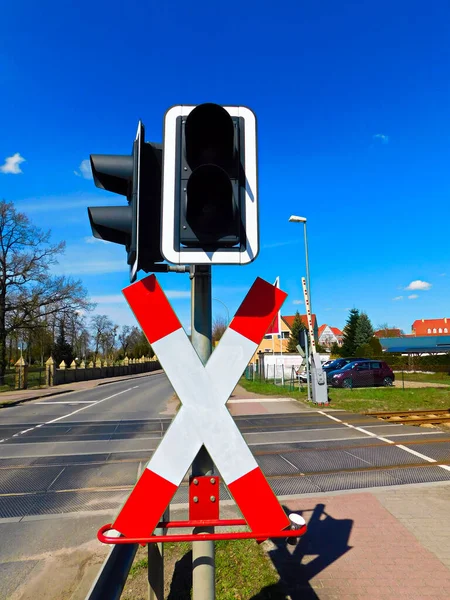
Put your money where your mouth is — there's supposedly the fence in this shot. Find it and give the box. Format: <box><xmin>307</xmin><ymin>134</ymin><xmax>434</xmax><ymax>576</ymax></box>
<box><xmin>52</xmin><ymin>359</ymin><xmax>161</xmax><ymax>386</ymax></box>
<box><xmin>244</xmin><ymin>362</ymin><xmax>306</xmax><ymax>392</ymax></box>
<box><xmin>0</xmin><ymin>357</ymin><xmax>161</xmax><ymax>392</ymax></box>
<box><xmin>0</xmin><ymin>366</ymin><xmax>46</xmax><ymax>391</ymax></box>
<box><xmin>245</xmin><ymin>356</ymin><xmax>450</xmax><ymax>393</ymax></box>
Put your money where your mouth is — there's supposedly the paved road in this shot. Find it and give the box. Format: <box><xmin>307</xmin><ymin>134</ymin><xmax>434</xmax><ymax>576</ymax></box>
<box><xmin>2</xmin><ymin>376</ymin><xmax>450</xmax><ymax>599</ymax></box>
<box><xmin>0</xmin><ymin>373</ymin><xmax>175</xmax><ymax>600</ymax></box>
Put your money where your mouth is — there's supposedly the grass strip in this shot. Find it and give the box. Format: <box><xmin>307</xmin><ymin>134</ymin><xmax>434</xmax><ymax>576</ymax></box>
<box><xmin>122</xmin><ymin>539</ymin><xmax>283</xmax><ymax>599</ymax></box>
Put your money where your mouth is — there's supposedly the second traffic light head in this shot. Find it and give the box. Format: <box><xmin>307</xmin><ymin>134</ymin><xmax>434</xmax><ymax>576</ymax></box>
<box><xmin>87</xmin><ymin>122</ymin><xmax>164</xmax><ymax>282</ymax></box>
<box><xmin>162</xmin><ymin>103</ymin><xmax>259</xmax><ymax>265</ymax></box>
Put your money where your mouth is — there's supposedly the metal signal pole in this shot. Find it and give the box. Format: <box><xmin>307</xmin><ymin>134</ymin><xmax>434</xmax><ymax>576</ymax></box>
<box><xmin>190</xmin><ymin>265</ymin><xmax>215</xmax><ymax>600</ymax></box>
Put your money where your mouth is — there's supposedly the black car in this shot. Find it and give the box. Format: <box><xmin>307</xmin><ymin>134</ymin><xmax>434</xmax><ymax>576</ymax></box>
<box><xmin>322</xmin><ymin>357</ymin><xmax>367</xmax><ymax>373</ymax></box>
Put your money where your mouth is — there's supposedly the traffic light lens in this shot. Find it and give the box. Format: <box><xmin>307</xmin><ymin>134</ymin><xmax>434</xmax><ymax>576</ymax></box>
<box><xmin>185</xmin><ymin>165</ymin><xmax>238</xmax><ymax>246</ymax></box>
<box><xmin>185</xmin><ymin>104</ymin><xmax>234</xmax><ymax>171</ymax></box>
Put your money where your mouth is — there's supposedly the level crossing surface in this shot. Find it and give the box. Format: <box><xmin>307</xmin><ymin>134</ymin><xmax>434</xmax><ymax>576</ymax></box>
<box><xmin>1</xmin><ymin>374</ymin><xmax>450</xmax><ymax>598</ymax></box>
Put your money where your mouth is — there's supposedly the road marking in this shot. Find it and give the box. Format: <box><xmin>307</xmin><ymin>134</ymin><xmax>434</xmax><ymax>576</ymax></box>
<box><xmin>45</xmin><ymin>387</ymin><xmax>139</xmax><ymax>425</ymax></box>
<box><xmin>35</xmin><ymin>401</ymin><xmax>96</xmax><ymax>405</ymax></box>
<box><xmin>396</xmin><ymin>445</ymin><xmax>437</xmax><ymax>463</ymax></box>
<box><xmin>318</xmin><ymin>411</ymin><xmax>449</xmax><ymax>472</ymax></box>
<box><xmin>279</xmin><ymin>455</ymin><xmax>299</xmax><ymax>470</ymax></box>
<box><xmin>0</xmin><ymin>386</ymin><xmax>139</xmax><ymax>444</ymax></box>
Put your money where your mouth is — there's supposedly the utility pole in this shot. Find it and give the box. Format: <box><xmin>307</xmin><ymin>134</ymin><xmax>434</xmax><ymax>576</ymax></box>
<box><xmin>190</xmin><ymin>264</ymin><xmax>215</xmax><ymax>600</ymax></box>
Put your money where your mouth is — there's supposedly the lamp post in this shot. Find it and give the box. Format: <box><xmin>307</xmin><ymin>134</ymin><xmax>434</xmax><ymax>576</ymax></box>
<box><xmin>289</xmin><ymin>215</ymin><xmax>312</xmax><ymax>402</ymax></box>
<box><xmin>212</xmin><ymin>298</ymin><xmax>230</xmax><ymax>325</ymax></box>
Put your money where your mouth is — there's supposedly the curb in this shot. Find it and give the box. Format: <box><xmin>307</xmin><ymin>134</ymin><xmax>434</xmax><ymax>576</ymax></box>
<box><xmin>0</xmin><ymin>370</ymin><xmax>164</xmax><ymax>409</ymax></box>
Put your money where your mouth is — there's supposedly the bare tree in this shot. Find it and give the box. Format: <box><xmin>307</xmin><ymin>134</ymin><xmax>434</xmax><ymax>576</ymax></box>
<box><xmin>0</xmin><ymin>201</ymin><xmax>92</xmax><ymax>380</ymax></box>
<box><xmin>91</xmin><ymin>314</ymin><xmax>116</xmax><ymax>360</ymax></box>
<box><xmin>118</xmin><ymin>325</ymin><xmax>141</xmax><ymax>357</ymax></box>
<box><xmin>212</xmin><ymin>316</ymin><xmax>227</xmax><ymax>345</ymax></box>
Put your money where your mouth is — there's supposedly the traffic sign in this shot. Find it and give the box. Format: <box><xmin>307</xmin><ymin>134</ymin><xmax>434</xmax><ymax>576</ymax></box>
<box><xmin>112</xmin><ymin>275</ymin><xmax>290</xmax><ymax>538</ymax></box>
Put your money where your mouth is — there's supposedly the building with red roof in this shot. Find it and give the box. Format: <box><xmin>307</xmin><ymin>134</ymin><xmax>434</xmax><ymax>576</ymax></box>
<box><xmin>374</xmin><ymin>328</ymin><xmax>403</xmax><ymax>338</ymax></box>
<box><xmin>318</xmin><ymin>324</ymin><xmax>343</xmax><ymax>347</ymax></box>
<box><xmin>412</xmin><ymin>318</ymin><xmax>450</xmax><ymax>336</ymax></box>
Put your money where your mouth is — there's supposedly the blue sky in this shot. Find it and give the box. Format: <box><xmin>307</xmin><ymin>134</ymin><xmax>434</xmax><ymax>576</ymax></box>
<box><xmin>1</xmin><ymin>0</ymin><xmax>449</xmax><ymax>334</ymax></box>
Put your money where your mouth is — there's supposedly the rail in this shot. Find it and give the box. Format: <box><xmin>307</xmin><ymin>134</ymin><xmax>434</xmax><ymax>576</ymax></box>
<box><xmin>364</xmin><ymin>408</ymin><xmax>450</xmax><ymax>425</ymax></box>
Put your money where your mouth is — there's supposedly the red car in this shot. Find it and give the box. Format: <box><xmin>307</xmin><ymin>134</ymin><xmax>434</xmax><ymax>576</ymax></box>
<box><xmin>327</xmin><ymin>360</ymin><xmax>395</xmax><ymax>388</ymax></box>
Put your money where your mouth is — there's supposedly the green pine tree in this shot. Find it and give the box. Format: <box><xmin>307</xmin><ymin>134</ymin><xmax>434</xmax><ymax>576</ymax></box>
<box><xmin>354</xmin><ymin>312</ymin><xmax>374</xmax><ymax>348</ymax></box>
<box><xmin>287</xmin><ymin>312</ymin><xmax>306</xmax><ymax>353</ymax></box>
<box><xmin>341</xmin><ymin>308</ymin><xmax>360</xmax><ymax>357</ymax></box>
<box><xmin>368</xmin><ymin>336</ymin><xmax>383</xmax><ymax>356</ymax></box>
<box><xmin>52</xmin><ymin>322</ymin><xmax>74</xmax><ymax>366</ymax></box>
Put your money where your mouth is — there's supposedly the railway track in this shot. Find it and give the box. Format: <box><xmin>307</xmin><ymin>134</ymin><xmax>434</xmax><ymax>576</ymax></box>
<box><xmin>364</xmin><ymin>408</ymin><xmax>450</xmax><ymax>425</ymax></box>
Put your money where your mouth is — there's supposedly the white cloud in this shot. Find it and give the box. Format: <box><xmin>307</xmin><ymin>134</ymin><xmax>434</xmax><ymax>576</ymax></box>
<box><xmin>91</xmin><ymin>294</ymin><xmax>125</xmax><ymax>304</ymax></box>
<box><xmin>393</xmin><ymin>296</ymin><xmax>403</xmax><ymax>301</ymax></box>
<box><xmin>262</xmin><ymin>240</ymin><xmax>298</xmax><ymax>249</ymax></box>
<box><xmin>292</xmin><ymin>299</ymin><xmax>304</xmax><ymax>305</ymax></box>
<box><xmin>16</xmin><ymin>192</ymin><xmax>119</xmax><ymax>213</ymax></box>
<box><xmin>373</xmin><ymin>134</ymin><xmax>389</xmax><ymax>144</ymax></box>
<box><xmin>84</xmin><ymin>236</ymin><xmax>108</xmax><ymax>244</ymax></box>
<box><xmin>74</xmin><ymin>159</ymin><xmax>93</xmax><ymax>179</ymax></box>
<box><xmin>408</xmin><ymin>294</ymin><xmax>418</xmax><ymax>299</ymax></box>
<box><xmin>439</xmin><ymin>273</ymin><xmax>446</xmax><ymax>277</ymax></box>
<box><xmin>53</xmin><ymin>259</ymin><xmax>127</xmax><ymax>276</ymax></box>
<box><xmin>405</xmin><ymin>280</ymin><xmax>432</xmax><ymax>291</ymax></box>
<box><xmin>166</xmin><ymin>290</ymin><xmax>190</xmax><ymax>299</ymax></box>
<box><xmin>92</xmin><ymin>290</ymin><xmax>190</xmax><ymax>303</ymax></box>
<box><xmin>0</xmin><ymin>152</ymin><xmax>25</xmax><ymax>174</ymax></box>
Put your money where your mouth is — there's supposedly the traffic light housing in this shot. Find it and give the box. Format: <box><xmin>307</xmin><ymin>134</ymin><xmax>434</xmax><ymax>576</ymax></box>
<box><xmin>161</xmin><ymin>104</ymin><xmax>258</xmax><ymax>265</ymax></box>
<box><xmin>88</xmin><ymin>122</ymin><xmax>163</xmax><ymax>282</ymax></box>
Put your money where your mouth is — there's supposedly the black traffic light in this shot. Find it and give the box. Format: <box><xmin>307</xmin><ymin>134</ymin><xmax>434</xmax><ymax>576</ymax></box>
<box><xmin>182</xmin><ymin>103</ymin><xmax>239</xmax><ymax>247</ymax></box>
<box><xmin>161</xmin><ymin>104</ymin><xmax>258</xmax><ymax>265</ymax></box>
<box><xmin>88</xmin><ymin>122</ymin><xmax>163</xmax><ymax>282</ymax></box>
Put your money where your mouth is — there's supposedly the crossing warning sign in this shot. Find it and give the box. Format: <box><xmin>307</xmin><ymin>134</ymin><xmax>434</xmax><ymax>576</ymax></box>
<box><xmin>112</xmin><ymin>275</ymin><xmax>291</xmax><ymax>538</ymax></box>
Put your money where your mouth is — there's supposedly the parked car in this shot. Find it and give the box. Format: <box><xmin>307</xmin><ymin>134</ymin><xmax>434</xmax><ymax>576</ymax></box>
<box><xmin>321</xmin><ymin>359</ymin><xmax>335</xmax><ymax>368</ymax></box>
<box><xmin>327</xmin><ymin>360</ymin><xmax>395</xmax><ymax>388</ymax></box>
<box><xmin>322</xmin><ymin>357</ymin><xmax>367</xmax><ymax>373</ymax></box>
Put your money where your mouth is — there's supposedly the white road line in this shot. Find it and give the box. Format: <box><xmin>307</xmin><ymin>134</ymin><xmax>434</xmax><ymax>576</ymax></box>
<box><xmin>323</xmin><ymin>414</ymin><xmax>342</xmax><ymax>423</ymax></box>
<box><xmin>45</xmin><ymin>387</ymin><xmax>139</xmax><ymax>425</ymax></box>
<box><xmin>318</xmin><ymin>410</ymin><xmax>449</xmax><ymax>471</ymax></box>
<box><xmin>35</xmin><ymin>401</ymin><xmax>96</xmax><ymax>405</ymax></box>
<box><xmin>396</xmin><ymin>445</ymin><xmax>437</xmax><ymax>463</ymax></box>
<box><xmin>280</xmin><ymin>455</ymin><xmax>299</xmax><ymax>470</ymax></box>
<box><xmin>0</xmin><ymin>385</ymin><xmax>140</xmax><ymax>444</ymax></box>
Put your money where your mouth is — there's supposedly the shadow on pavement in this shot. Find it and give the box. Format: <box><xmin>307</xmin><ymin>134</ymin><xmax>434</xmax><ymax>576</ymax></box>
<box><xmin>251</xmin><ymin>503</ymin><xmax>353</xmax><ymax>599</ymax></box>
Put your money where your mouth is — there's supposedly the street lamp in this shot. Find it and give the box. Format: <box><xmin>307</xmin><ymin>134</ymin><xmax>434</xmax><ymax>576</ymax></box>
<box><xmin>212</xmin><ymin>298</ymin><xmax>230</xmax><ymax>324</ymax></box>
<box><xmin>288</xmin><ymin>215</ymin><xmax>311</xmax><ymax>308</ymax></box>
<box><xmin>289</xmin><ymin>214</ymin><xmax>312</xmax><ymax>402</ymax></box>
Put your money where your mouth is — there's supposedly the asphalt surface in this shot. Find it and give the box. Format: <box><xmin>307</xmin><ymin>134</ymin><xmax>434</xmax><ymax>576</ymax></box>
<box><xmin>2</xmin><ymin>374</ymin><xmax>450</xmax><ymax>598</ymax></box>
<box><xmin>0</xmin><ymin>373</ymin><xmax>175</xmax><ymax>600</ymax></box>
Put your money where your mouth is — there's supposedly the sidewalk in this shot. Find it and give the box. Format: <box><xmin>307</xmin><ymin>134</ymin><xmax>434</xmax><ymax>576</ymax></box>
<box><xmin>228</xmin><ymin>383</ymin><xmax>314</xmax><ymax>415</ymax></box>
<box><xmin>228</xmin><ymin>389</ymin><xmax>450</xmax><ymax>599</ymax></box>
<box><xmin>276</xmin><ymin>484</ymin><xmax>450</xmax><ymax>599</ymax></box>
<box><xmin>0</xmin><ymin>369</ymin><xmax>164</xmax><ymax>407</ymax></box>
